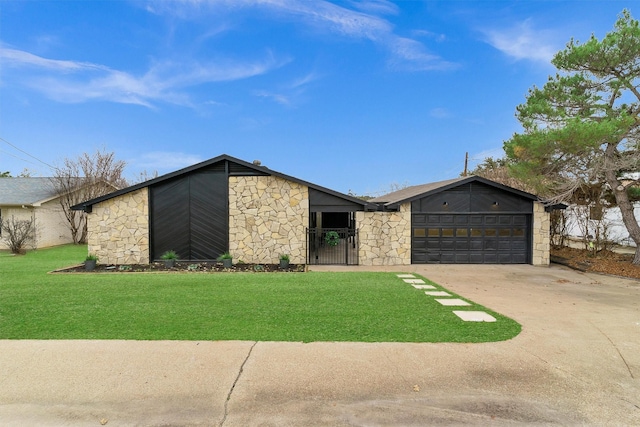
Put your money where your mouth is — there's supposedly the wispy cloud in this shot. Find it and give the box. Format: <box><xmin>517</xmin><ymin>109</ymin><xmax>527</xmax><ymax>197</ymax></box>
<box><xmin>429</xmin><ymin>107</ymin><xmax>452</xmax><ymax>119</ymax></box>
<box><xmin>412</xmin><ymin>29</ymin><xmax>446</xmax><ymax>42</ymax></box>
<box><xmin>134</xmin><ymin>151</ymin><xmax>205</xmax><ymax>172</ymax></box>
<box><xmin>162</xmin><ymin>0</ymin><xmax>456</xmax><ymax>71</ymax></box>
<box><xmin>348</xmin><ymin>0</ymin><xmax>399</xmax><ymax>16</ymax></box>
<box><xmin>0</xmin><ymin>47</ymin><xmax>286</xmax><ymax>108</ymax></box>
<box><xmin>481</xmin><ymin>19</ymin><xmax>558</xmax><ymax>63</ymax></box>
<box><xmin>388</xmin><ymin>37</ymin><xmax>456</xmax><ymax>71</ymax></box>
<box><xmin>254</xmin><ymin>71</ymin><xmax>320</xmax><ymax>106</ymax></box>
<box><xmin>254</xmin><ymin>90</ymin><xmax>292</xmax><ymax>106</ymax></box>
<box><xmin>1</xmin><ymin>47</ymin><xmax>109</xmax><ymax>72</ymax></box>
<box><xmin>471</xmin><ymin>147</ymin><xmax>505</xmax><ymax>162</ymax></box>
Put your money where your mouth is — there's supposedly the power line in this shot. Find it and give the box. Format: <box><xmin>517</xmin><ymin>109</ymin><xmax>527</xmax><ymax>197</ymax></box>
<box><xmin>0</xmin><ymin>148</ymin><xmax>39</xmax><ymax>166</ymax></box>
<box><xmin>0</xmin><ymin>136</ymin><xmax>56</xmax><ymax>170</ymax></box>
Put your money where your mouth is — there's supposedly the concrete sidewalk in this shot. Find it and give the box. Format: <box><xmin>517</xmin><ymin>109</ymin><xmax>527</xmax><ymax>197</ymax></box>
<box><xmin>1</xmin><ymin>264</ymin><xmax>639</xmax><ymax>426</ymax></box>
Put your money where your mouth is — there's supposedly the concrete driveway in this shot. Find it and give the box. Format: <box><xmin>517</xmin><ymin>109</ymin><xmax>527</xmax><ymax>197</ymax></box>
<box><xmin>1</xmin><ymin>264</ymin><xmax>639</xmax><ymax>426</ymax></box>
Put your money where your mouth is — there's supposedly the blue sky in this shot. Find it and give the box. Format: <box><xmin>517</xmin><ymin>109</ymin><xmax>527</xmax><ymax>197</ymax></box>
<box><xmin>0</xmin><ymin>1</ymin><xmax>633</xmax><ymax>195</ymax></box>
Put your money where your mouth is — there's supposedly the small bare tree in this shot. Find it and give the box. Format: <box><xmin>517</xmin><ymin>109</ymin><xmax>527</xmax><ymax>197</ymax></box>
<box><xmin>568</xmin><ymin>204</ymin><xmax>614</xmax><ymax>255</ymax></box>
<box><xmin>51</xmin><ymin>149</ymin><xmax>127</xmax><ymax>244</ymax></box>
<box><xmin>549</xmin><ymin>209</ymin><xmax>568</xmax><ymax>248</ymax></box>
<box><xmin>130</xmin><ymin>169</ymin><xmax>159</xmax><ymax>185</ymax></box>
<box><xmin>0</xmin><ymin>215</ymin><xmax>36</xmax><ymax>254</ymax></box>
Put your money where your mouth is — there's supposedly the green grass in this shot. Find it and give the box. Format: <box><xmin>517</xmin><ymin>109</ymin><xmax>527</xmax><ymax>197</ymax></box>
<box><xmin>0</xmin><ymin>245</ymin><xmax>521</xmax><ymax>342</ymax></box>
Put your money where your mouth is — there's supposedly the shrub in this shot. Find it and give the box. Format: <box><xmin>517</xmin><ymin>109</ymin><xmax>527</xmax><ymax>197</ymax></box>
<box><xmin>0</xmin><ymin>215</ymin><xmax>36</xmax><ymax>254</ymax></box>
<box><xmin>160</xmin><ymin>250</ymin><xmax>178</xmax><ymax>260</ymax></box>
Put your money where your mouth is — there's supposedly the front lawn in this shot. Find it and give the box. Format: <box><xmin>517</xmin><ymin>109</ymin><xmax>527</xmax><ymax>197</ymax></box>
<box><xmin>0</xmin><ymin>245</ymin><xmax>521</xmax><ymax>342</ymax></box>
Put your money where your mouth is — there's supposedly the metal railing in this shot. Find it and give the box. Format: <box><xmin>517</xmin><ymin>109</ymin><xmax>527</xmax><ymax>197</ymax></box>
<box><xmin>307</xmin><ymin>228</ymin><xmax>358</xmax><ymax>265</ymax></box>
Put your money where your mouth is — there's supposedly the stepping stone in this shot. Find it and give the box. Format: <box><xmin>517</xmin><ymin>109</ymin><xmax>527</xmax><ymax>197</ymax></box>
<box><xmin>424</xmin><ymin>291</ymin><xmax>451</xmax><ymax>297</ymax></box>
<box><xmin>435</xmin><ymin>298</ymin><xmax>470</xmax><ymax>306</ymax></box>
<box><xmin>397</xmin><ymin>274</ymin><xmax>415</xmax><ymax>278</ymax></box>
<box><xmin>403</xmin><ymin>279</ymin><xmax>425</xmax><ymax>284</ymax></box>
<box><xmin>453</xmin><ymin>311</ymin><xmax>496</xmax><ymax>322</ymax></box>
<box><xmin>412</xmin><ymin>284</ymin><xmax>436</xmax><ymax>289</ymax></box>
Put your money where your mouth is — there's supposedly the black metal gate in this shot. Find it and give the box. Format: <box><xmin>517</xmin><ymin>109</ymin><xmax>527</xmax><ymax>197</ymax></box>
<box><xmin>307</xmin><ymin>228</ymin><xmax>358</xmax><ymax>265</ymax></box>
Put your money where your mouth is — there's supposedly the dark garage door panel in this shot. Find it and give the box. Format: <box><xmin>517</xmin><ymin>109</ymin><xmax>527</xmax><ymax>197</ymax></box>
<box><xmin>412</xmin><ymin>214</ymin><xmax>530</xmax><ymax>264</ymax></box>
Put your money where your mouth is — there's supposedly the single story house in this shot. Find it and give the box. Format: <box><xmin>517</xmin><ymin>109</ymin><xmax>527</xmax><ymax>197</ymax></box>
<box><xmin>72</xmin><ymin>154</ymin><xmax>551</xmax><ymax>266</ymax></box>
<box><xmin>0</xmin><ymin>177</ymin><xmax>74</xmax><ymax>249</ymax></box>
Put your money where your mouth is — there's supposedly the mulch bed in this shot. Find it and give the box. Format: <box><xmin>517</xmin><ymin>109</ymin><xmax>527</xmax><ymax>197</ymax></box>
<box><xmin>551</xmin><ymin>246</ymin><xmax>640</xmax><ymax>280</ymax></box>
<box><xmin>56</xmin><ymin>262</ymin><xmax>306</xmax><ymax>273</ymax></box>
<box><xmin>55</xmin><ymin>247</ymin><xmax>640</xmax><ymax>279</ymax></box>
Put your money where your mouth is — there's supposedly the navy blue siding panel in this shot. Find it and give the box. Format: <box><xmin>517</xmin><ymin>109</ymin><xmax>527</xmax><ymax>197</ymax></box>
<box><xmin>309</xmin><ymin>188</ymin><xmax>364</xmax><ymax>212</ymax></box>
<box><xmin>412</xmin><ymin>182</ymin><xmax>533</xmax><ymax>213</ymax></box>
<box><xmin>190</xmin><ymin>171</ymin><xmax>228</xmax><ymax>260</ymax></box>
<box><xmin>150</xmin><ymin>171</ymin><xmax>228</xmax><ymax>261</ymax></box>
<box><xmin>150</xmin><ymin>177</ymin><xmax>191</xmax><ymax>260</ymax></box>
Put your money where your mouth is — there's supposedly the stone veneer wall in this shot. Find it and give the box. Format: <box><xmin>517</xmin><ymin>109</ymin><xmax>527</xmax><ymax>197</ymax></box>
<box><xmin>356</xmin><ymin>203</ymin><xmax>411</xmax><ymax>265</ymax></box>
<box><xmin>532</xmin><ymin>202</ymin><xmax>550</xmax><ymax>266</ymax></box>
<box><xmin>228</xmin><ymin>176</ymin><xmax>308</xmax><ymax>264</ymax></box>
<box><xmin>87</xmin><ymin>187</ymin><xmax>149</xmax><ymax>264</ymax></box>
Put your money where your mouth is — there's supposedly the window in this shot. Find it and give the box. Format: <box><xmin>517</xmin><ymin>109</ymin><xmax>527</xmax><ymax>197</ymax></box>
<box><xmin>456</xmin><ymin>228</ymin><xmax>468</xmax><ymax>237</ymax></box>
<box><xmin>590</xmin><ymin>206</ymin><xmax>603</xmax><ymax>220</ymax></box>
<box><xmin>441</xmin><ymin>228</ymin><xmax>454</xmax><ymax>237</ymax></box>
<box><xmin>428</xmin><ymin>229</ymin><xmax>439</xmax><ymax>237</ymax></box>
<box><xmin>414</xmin><ymin>228</ymin><xmax>426</xmax><ymax>237</ymax></box>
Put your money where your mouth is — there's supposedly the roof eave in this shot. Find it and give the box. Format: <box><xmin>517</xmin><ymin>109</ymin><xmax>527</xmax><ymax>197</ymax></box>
<box><xmin>381</xmin><ymin>176</ymin><xmax>539</xmax><ymax>207</ymax></box>
<box><xmin>71</xmin><ymin>154</ymin><xmax>373</xmax><ymax>210</ymax></box>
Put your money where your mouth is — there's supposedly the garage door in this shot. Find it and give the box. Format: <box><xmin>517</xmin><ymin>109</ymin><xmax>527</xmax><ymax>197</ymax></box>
<box><xmin>412</xmin><ymin>214</ymin><xmax>530</xmax><ymax>264</ymax></box>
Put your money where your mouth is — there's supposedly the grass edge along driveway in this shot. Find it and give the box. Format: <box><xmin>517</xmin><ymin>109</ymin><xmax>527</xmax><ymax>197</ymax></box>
<box><xmin>0</xmin><ymin>245</ymin><xmax>521</xmax><ymax>343</ymax></box>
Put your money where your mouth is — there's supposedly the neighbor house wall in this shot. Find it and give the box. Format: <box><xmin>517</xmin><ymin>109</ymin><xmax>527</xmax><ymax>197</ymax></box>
<box><xmin>1</xmin><ymin>202</ymin><xmax>77</xmax><ymax>250</ymax></box>
<box><xmin>532</xmin><ymin>202</ymin><xmax>550</xmax><ymax>266</ymax></box>
<box><xmin>228</xmin><ymin>175</ymin><xmax>309</xmax><ymax>264</ymax></box>
<box><xmin>357</xmin><ymin>203</ymin><xmax>411</xmax><ymax>265</ymax></box>
<box><xmin>563</xmin><ymin>202</ymin><xmax>640</xmax><ymax>247</ymax></box>
<box><xmin>87</xmin><ymin>188</ymin><xmax>149</xmax><ymax>264</ymax></box>
<box><xmin>34</xmin><ymin>199</ymin><xmax>74</xmax><ymax>248</ymax></box>
<box><xmin>0</xmin><ymin>207</ymin><xmax>36</xmax><ymax>250</ymax></box>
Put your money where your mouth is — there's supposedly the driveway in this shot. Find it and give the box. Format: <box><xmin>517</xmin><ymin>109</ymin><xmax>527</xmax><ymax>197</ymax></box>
<box><xmin>1</xmin><ymin>264</ymin><xmax>639</xmax><ymax>426</ymax></box>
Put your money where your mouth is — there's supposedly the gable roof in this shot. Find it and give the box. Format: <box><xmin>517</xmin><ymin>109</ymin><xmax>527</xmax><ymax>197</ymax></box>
<box><xmin>72</xmin><ymin>154</ymin><xmax>374</xmax><ymax>212</ymax></box>
<box><xmin>0</xmin><ymin>177</ymin><xmax>59</xmax><ymax>206</ymax></box>
<box><xmin>370</xmin><ymin>175</ymin><xmax>539</xmax><ymax>209</ymax></box>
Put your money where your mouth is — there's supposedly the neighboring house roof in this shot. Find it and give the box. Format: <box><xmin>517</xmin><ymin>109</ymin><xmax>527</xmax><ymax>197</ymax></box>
<box><xmin>72</xmin><ymin>154</ymin><xmax>374</xmax><ymax>212</ymax></box>
<box><xmin>370</xmin><ymin>175</ymin><xmax>539</xmax><ymax>209</ymax></box>
<box><xmin>0</xmin><ymin>177</ymin><xmax>58</xmax><ymax>206</ymax></box>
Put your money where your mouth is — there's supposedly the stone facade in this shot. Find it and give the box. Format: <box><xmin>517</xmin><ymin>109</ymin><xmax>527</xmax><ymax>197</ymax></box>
<box><xmin>81</xmin><ymin>173</ymin><xmax>550</xmax><ymax>267</ymax></box>
<box><xmin>228</xmin><ymin>176</ymin><xmax>308</xmax><ymax>264</ymax></box>
<box><xmin>532</xmin><ymin>201</ymin><xmax>550</xmax><ymax>266</ymax></box>
<box><xmin>356</xmin><ymin>203</ymin><xmax>411</xmax><ymax>265</ymax></box>
<box><xmin>87</xmin><ymin>188</ymin><xmax>149</xmax><ymax>264</ymax></box>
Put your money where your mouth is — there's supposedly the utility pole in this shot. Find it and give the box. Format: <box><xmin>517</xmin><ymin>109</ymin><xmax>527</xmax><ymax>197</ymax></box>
<box><xmin>463</xmin><ymin>152</ymin><xmax>468</xmax><ymax>177</ymax></box>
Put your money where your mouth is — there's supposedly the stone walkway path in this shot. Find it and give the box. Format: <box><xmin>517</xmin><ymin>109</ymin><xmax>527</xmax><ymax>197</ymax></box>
<box><xmin>397</xmin><ymin>274</ymin><xmax>496</xmax><ymax>322</ymax></box>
